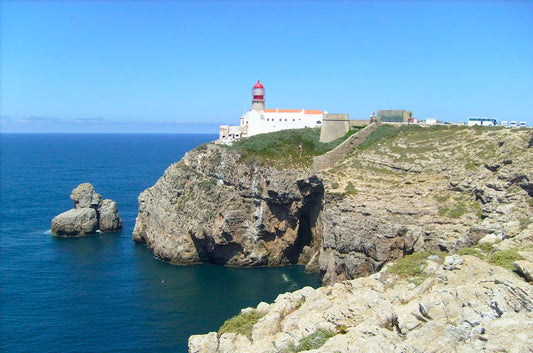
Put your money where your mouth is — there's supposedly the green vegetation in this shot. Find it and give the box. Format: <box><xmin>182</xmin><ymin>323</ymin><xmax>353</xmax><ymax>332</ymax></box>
<box><xmin>434</xmin><ymin>195</ymin><xmax>448</xmax><ymax>203</ymax></box>
<box><xmin>287</xmin><ymin>328</ymin><xmax>336</xmax><ymax>352</ymax></box>
<box><xmin>344</xmin><ymin>181</ymin><xmax>357</xmax><ymax>195</ymax></box>
<box><xmin>447</xmin><ymin>203</ymin><xmax>467</xmax><ymax>218</ymax></box>
<box><xmin>331</xmin><ymin>182</ymin><xmax>339</xmax><ymax>189</ymax></box>
<box><xmin>229</xmin><ymin>127</ymin><xmax>355</xmax><ymax>168</ymax></box>
<box><xmin>436</xmin><ymin>195</ymin><xmax>480</xmax><ymax>220</ymax></box>
<box><xmin>218</xmin><ymin>309</ymin><xmax>265</xmax><ymax>339</ymax></box>
<box><xmin>487</xmin><ymin>249</ymin><xmax>523</xmax><ymax>271</ymax></box>
<box><xmin>387</xmin><ymin>251</ymin><xmax>432</xmax><ymax>285</ymax></box>
<box><xmin>357</xmin><ymin>124</ymin><xmax>406</xmax><ymax>150</ymax></box>
<box><xmin>457</xmin><ymin>243</ymin><xmax>523</xmax><ymax>272</ymax></box>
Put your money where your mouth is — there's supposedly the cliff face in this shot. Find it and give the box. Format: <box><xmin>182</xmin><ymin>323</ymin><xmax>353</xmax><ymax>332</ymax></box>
<box><xmin>133</xmin><ymin>127</ymin><xmax>532</xmax><ymax>286</ymax></box>
<box><xmin>132</xmin><ymin>144</ymin><xmax>324</xmax><ymax>268</ymax></box>
<box><xmin>319</xmin><ymin>127</ymin><xmax>533</xmax><ymax>283</ymax></box>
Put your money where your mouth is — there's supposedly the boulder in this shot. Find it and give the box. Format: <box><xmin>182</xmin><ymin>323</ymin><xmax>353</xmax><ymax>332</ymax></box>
<box><xmin>51</xmin><ymin>183</ymin><xmax>122</xmax><ymax>236</ymax></box>
<box><xmin>99</xmin><ymin>199</ymin><xmax>122</xmax><ymax>233</ymax></box>
<box><xmin>51</xmin><ymin>208</ymin><xmax>98</xmax><ymax>236</ymax></box>
<box><xmin>70</xmin><ymin>183</ymin><xmax>102</xmax><ymax>209</ymax></box>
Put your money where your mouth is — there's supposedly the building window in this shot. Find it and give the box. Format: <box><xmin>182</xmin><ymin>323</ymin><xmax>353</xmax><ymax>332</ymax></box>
<box><xmin>317</xmin><ymin>121</ymin><xmax>322</xmax><ymax>124</ymax></box>
<box><xmin>279</xmin><ymin>118</ymin><xmax>282</xmax><ymax>122</ymax></box>
<box><xmin>285</xmin><ymin>119</ymin><xmax>287</xmax><ymax>121</ymax></box>
<box><xmin>293</xmin><ymin>119</ymin><xmax>295</xmax><ymax>121</ymax></box>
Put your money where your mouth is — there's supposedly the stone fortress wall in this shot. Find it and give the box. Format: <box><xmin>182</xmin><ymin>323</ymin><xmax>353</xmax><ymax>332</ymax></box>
<box><xmin>313</xmin><ymin>122</ymin><xmax>381</xmax><ymax>171</ymax></box>
<box><xmin>319</xmin><ymin>114</ymin><xmax>350</xmax><ymax>143</ymax></box>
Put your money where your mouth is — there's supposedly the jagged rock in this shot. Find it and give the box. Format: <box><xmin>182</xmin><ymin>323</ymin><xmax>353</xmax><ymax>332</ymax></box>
<box><xmin>99</xmin><ymin>199</ymin><xmax>122</xmax><ymax>233</ymax></box>
<box><xmin>443</xmin><ymin>254</ymin><xmax>464</xmax><ymax>270</ymax></box>
<box><xmin>319</xmin><ymin>127</ymin><xmax>533</xmax><ymax>283</ymax></box>
<box><xmin>189</xmin><ymin>256</ymin><xmax>533</xmax><ymax>353</ymax></box>
<box><xmin>51</xmin><ymin>183</ymin><xmax>122</xmax><ymax>236</ymax></box>
<box><xmin>70</xmin><ymin>183</ymin><xmax>102</xmax><ymax>209</ymax></box>
<box><xmin>514</xmin><ymin>260</ymin><xmax>533</xmax><ymax>282</ymax></box>
<box><xmin>132</xmin><ymin>145</ymin><xmax>324</xmax><ymax>267</ymax></box>
<box><xmin>51</xmin><ymin>208</ymin><xmax>98</xmax><ymax>236</ymax></box>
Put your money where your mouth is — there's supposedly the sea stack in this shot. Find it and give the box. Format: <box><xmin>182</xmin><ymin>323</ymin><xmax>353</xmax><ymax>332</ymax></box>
<box><xmin>51</xmin><ymin>183</ymin><xmax>122</xmax><ymax>236</ymax></box>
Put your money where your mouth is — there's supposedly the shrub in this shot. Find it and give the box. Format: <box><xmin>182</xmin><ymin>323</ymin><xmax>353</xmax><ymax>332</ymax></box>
<box><xmin>487</xmin><ymin>249</ymin><xmax>523</xmax><ymax>271</ymax></box>
<box><xmin>218</xmin><ymin>309</ymin><xmax>265</xmax><ymax>339</ymax></box>
<box><xmin>229</xmin><ymin>127</ymin><xmax>354</xmax><ymax>169</ymax></box>
<box><xmin>457</xmin><ymin>247</ymin><xmax>483</xmax><ymax>257</ymax></box>
<box><xmin>387</xmin><ymin>252</ymin><xmax>431</xmax><ymax>285</ymax></box>
<box><xmin>288</xmin><ymin>328</ymin><xmax>336</xmax><ymax>352</ymax></box>
<box><xmin>447</xmin><ymin>203</ymin><xmax>467</xmax><ymax>218</ymax></box>
<box><xmin>344</xmin><ymin>181</ymin><xmax>357</xmax><ymax>195</ymax></box>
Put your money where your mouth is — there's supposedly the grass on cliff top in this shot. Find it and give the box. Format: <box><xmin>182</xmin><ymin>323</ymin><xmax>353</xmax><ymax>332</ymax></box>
<box><xmin>387</xmin><ymin>251</ymin><xmax>448</xmax><ymax>285</ymax></box>
<box><xmin>228</xmin><ymin>127</ymin><xmax>362</xmax><ymax>169</ymax></box>
<box><xmin>287</xmin><ymin>328</ymin><xmax>336</xmax><ymax>352</ymax></box>
<box><xmin>218</xmin><ymin>309</ymin><xmax>265</xmax><ymax>339</ymax></box>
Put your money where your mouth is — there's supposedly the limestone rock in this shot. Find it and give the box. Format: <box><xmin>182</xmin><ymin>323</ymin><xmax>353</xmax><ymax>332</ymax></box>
<box><xmin>514</xmin><ymin>260</ymin><xmax>533</xmax><ymax>282</ymax></box>
<box><xmin>132</xmin><ymin>144</ymin><xmax>324</xmax><ymax>268</ymax></box>
<box><xmin>70</xmin><ymin>182</ymin><xmax>102</xmax><ymax>209</ymax></box>
<box><xmin>51</xmin><ymin>183</ymin><xmax>122</xmax><ymax>236</ymax></box>
<box><xmin>319</xmin><ymin>127</ymin><xmax>533</xmax><ymax>283</ymax></box>
<box><xmin>189</xmin><ymin>256</ymin><xmax>533</xmax><ymax>353</ymax></box>
<box><xmin>51</xmin><ymin>208</ymin><xmax>98</xmax><ymax>236</ymax></box>
<box><xmin>99</xmin><ymin>199</ymin><xmax>122</xmax><ymax>233</ymax></box>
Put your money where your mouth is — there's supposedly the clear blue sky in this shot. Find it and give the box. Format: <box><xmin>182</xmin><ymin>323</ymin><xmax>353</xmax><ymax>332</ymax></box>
<box><xmin>2</xmin><ymin>1</ymin><xmax>532</xmax><ymax>133</ymax></box>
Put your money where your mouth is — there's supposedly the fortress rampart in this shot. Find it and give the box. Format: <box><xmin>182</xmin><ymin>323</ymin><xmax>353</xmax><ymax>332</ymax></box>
<box><xmin>319</xmin><ymin>114</ymin><xmax>350</xmax><ymax>143</ymax></box>
<box><xmin>313</xmin><ymin>122</ymin><xmax>381</xmax><ymax>171</ymax></box>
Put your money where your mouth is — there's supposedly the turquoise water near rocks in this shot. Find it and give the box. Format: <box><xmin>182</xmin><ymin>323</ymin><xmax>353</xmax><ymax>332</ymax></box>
<box><xmin>0</xmin><ymin>134</ymin><xmax>321</xmax><ymax>352</ymax></box>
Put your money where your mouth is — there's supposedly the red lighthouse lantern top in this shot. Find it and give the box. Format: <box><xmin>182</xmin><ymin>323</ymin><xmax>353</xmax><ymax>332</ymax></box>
<box><xmin>252</xmin><ymin>80</ymin><xmax>265</xmax><ymax>101</ymax></box>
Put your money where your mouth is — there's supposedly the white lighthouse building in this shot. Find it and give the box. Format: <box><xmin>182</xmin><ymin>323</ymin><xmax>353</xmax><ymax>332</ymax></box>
<box><xmin>218</xmin><ymin>80</ymin><xmax>324</xmax><ymax>144</ymax></box>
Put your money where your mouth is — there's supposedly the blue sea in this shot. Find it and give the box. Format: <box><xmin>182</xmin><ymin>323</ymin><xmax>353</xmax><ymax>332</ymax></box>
<box><xmin>0</xmin><ymin>134</ymin><xmax>321</xmax><ymax>352</ymax></box>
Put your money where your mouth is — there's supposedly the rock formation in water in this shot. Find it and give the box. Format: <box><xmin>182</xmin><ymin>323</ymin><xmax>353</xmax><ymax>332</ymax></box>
<box><xmin>133</xmin><ymin>144</ymin><xmax>324</xmax><ymax>268</ymax></box>
<box><xmin>51</xmin><ymin>183</ymin><xmax>122</xmax><ymax>236</ymax></box>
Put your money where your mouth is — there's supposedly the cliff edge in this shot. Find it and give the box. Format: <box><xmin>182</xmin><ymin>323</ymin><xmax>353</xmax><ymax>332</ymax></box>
<box><xmin>132</xmin><ymin>144</ymin><xmax>324</xmax><ymax>268</ymax></box>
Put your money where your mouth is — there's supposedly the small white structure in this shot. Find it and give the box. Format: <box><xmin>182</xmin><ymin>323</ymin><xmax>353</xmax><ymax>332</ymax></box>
<box><xmin>501</xmin><ymin>121</ymin><xmax>508</xmax><ymax>127</ymax></box>
<box><xmin>219</xmin><ymin>81</ymin><xmax>324</xmax><ymax>144</ymax></box>
<box><xmin>467</xmin><ymin>117</ymin><xmax>498</xmax><ymax>126</ymax></box>
<box><xmin>519</xmin><ymin>121</ymin><xmax>527</xmax><ymax>128</ymax></box>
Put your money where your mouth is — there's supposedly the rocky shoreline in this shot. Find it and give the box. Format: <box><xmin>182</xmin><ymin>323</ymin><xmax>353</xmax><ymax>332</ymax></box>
<box><xmin>130</xmin><ymin>126</ymin><xmax>533</xmax><ymax>352</ymax></box>
<box><xmin>189</xmin><ymin>243</ymin><xmax>533</xmax><ymax>352</ymax></box>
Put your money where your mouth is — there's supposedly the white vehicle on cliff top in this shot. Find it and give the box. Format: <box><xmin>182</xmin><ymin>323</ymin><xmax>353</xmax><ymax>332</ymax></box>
<box><xmin>467</xmin><ymin>117</ymin><xmax>498</xmax><ymax>126</ymax></box>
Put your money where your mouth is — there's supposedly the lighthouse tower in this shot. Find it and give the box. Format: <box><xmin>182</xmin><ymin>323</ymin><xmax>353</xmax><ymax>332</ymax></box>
<box><xmin>252</xmin><ymin>80</ymin><xmax>265</xmax><ymax>111</ymax></box>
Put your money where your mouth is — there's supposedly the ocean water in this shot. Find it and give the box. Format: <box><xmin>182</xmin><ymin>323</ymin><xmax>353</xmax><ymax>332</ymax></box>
<box><xmin>0</xmin><ymin>134</ymin><xmax>321</xmax><ymax>353</ymax></box>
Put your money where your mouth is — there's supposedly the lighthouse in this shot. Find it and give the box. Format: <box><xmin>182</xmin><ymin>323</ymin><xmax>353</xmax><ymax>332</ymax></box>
<box><xmin>252</xmin><ymin>80</ymin><xmax>265</xmax><ymax>111</ymax></box>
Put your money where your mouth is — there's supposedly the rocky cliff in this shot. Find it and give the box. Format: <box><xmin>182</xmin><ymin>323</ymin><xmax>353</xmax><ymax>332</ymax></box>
<box><xmin>133</xmin><ymin>144</ymin><xmax>324</xmax><ymax>268</ymax></box>
<box><xmin>319</xmin><ymin>126</ymin><xmax>533</xmax><ymax>283</ymax></box>
<box><xmin>189</xmin><ymin>238</ymin><xmax>533</xmax><ymax>352</ymax></box>
<box><xmin>133</xmin><ymin>126</ymin><xmax>532</xmax><ymax>285</ymax></box>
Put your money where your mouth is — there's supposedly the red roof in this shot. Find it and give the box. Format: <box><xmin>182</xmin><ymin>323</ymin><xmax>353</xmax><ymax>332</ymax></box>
<box><xmin>264</xmin><ymin>109</ymin><xmax>323</xmax><ymax>114</ymax></box>
<box><xmin>253</xmin><ymin>80</ymin><xmax>264</xmax><ymax>88</ymax></box>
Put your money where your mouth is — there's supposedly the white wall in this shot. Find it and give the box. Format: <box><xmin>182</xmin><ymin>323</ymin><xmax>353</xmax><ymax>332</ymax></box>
<box><xmin>244</xmin><ymin>110</ymin><xmax>323</xmax><ymax>136</ymax></box>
